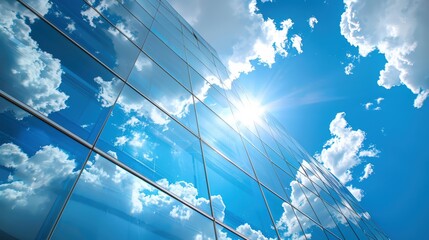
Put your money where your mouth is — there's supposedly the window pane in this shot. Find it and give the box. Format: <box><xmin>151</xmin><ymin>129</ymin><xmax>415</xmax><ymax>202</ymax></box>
<box><xmin>122</xmin><ymin>0</ymin><xmax>154</xmax><ymax>29</ymax></box>
<box><xmin>262</xmin><ymin>187</ymin><xmax>305</xmax><ymax>240</ymax></box>
<box><xmin>295</xmin><ymin>209</ymin><xmax>329</xmax><ymax>240</ymax></box>
<box><xmin>143</xmin><ymin>32</ymin><xmax>190</xmax><ymax>89</ymax></box>
<box><xmin>23</xmin><ymin>0</ymin><xmax>140</xmax><ymax>78</ymax></box>
<box><xmin>51</xmin><ymin>153</ymin><xmax>216</xmax><ymax>240</ymax></box>
<box><xmin>127</xmin><ymin>52</ymin><xmax>197</xmax><ymax>133</ymax></box>
<box><xmin>0</xmin><ymin>0</ymin><xmax>123</xmax><ymax>144</ymax></box>
<box><xmin>244</xmin><ymin>141</ymin><xmax>287</xmax><ymax>199</ymax></box>
<box><xmin>96</xmin><ymin>85</ymin><xmax>210</xmax><ymax>214</ymax></box>
<box><xmin>216</xmin><ymin>224</ymin><xmax>245</xmax><ymax>240</ymax></box>
<box><xmin>0</xmin><ymin>97</ymin><xmax>88</xmax><ymax>240</ymax></box>
<box><xmin>196</xmin><ymin>100</ymin><xmax>253</xmax><ymax>176</ymax></box>
<box><xmin>85</xmin><ymin>0</ymin><xmax>149</xmax><ymax>48</ymax></box>
<box><xmin>203</xmin><ymin>144</ymin><xmax>277</xmax><ymax>239</ymax></box>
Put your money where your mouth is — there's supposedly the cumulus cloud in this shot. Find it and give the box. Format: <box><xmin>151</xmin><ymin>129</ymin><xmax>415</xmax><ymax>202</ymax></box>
<box><xmin>291</xmin><ymin>35</ymin><xmax>303</xmax><ymax>54</ymax></box>
<box><xmin>359</xmin><ymin>163</ymin><xmax>374</xmax><ymax>182</ymax></box>
<box><xmin>308</xmin><ymin>17</ymin><xmax>318</xmax><ymax>29</ymax></box>
<box><xmin>236</xmin><ymin>223</ymin><xmax>276</xmax><ymax>240</ymax></box>
<box><xmin>340</xmin><ymin>0</ymin><xmax>429</xmax><ymax>108</ymax></box>
<box><xmin>0</xmin><ymin>143</ymin><xmax>77</xmax><ymax>208</ymax></box>
<box><xmin>168</xmin><ymin>0</ymin><xmax>295</xmax><ymax>82</ymax></box>
<box><xmin>346</xmin><ymin>185</ymin><xmax>363</xmax><ymax>201</ymax></box>
<box><xmin>0</xmin><ymin>1</ymin><xmax>69</xmax><ymax>120</ymax></box>
<box><xmin>344</xmin><ymin>63</ymin><xmax>354</xmax><ymax>75</ymax></box>
<box><xmin>314</xmin><ymin>112</ymin><xmax>379</xmax><ymax>201</ymax></box>
<box><xmin>93</xmin><ymin>77</ymin><xmax>171</xmax><ymax>126</ymax></box>
<box><xmin>364</xmin><ymin>97</ymin><xmax>384</xmax><ymax>111</ymax></box>
<box><xmin>82</xmin><ymin>154</ymin><xmax>213</xmax><ymax>221</ymax></box>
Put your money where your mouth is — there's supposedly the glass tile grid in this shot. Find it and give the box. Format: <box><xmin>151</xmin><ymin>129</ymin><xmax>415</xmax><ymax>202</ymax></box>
<box><xmin>0</xmin><ymin>0</ymin><xmax>388</xmax><ymax>239</ymax></box>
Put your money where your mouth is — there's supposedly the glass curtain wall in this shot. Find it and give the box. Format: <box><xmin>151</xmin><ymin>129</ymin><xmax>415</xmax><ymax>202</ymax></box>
<box><xmin>0</xmin><ymin>0</ymin><xmax>388</xmax><ymax>239</ymax></box>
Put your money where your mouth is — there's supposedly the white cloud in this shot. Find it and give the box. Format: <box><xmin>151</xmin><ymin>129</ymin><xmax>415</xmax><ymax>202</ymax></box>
<box><xmin>359</xmin><ymin>163</ymin><xmax>374</xmax><ymax>182</ymax></box>
<box><xmin>344</xmin><ymin>63</ymin><xmax>354</xmax><ymax>75</ymax></box>
<box><xmin>65</xmin><ymin>21</ymin><xmax>76</xmax><ymax>33</ymax></box>
<box><xmin>414</xmin><ymin>89</ymin><xmax>429</xmax><ymax>108</ymax></box>
<box><xmin>340</xmin><ymin>0</ymin><xmax>429</xmax><ymax>108</ymax></box>
<box><xmin>315</xmin><ymin>112</ymin><xmax>379</xmax><ymax>184</ymax></box>
<box><xmin>236</xmin><ymin>223</ymin><xmax>276</xmax><ymax>240</ymax></box>
<box><xmin>93</xmin><ymin>76</ymin><xmax>122</xmax><ymax>107</ymax></box>
<box><xmin>308</xmin><ymin>17</ymin><xmax>318</xmax><ymax>29</ymax></box>
<box><xmin>83</xmin><ymin>155</ymin><xmax>212</xmax><ymax>220</ymax></box>
<box><xmin>0</xmin><ymin>143</ymin><xmax>77</xmax><ymax>208</ymax></box>
<box><xmin>291</xmin><ymin>35</ymin><xmax>303</xmax><ymax>54</ymax></box>
<box><xmin>364</xmin><ymin>102</ymin><xmax>373</xmax><ymax>110</ymax></box>
<box><xmin>93</xmin><ymin>76</ymin><xmax>171</xmax><ymax>126</ymax></box>
<box><xmin>314</xmin><ymin>112</ymin><xmax>379</xmax><ymax>201</ymax></box>
<box><xmin>168</xmin><ymin>0</ymin><xmax>294</xmax><ymax>82</ymax></box>
<box><xmin>128</xmin><ymin>131</ymin><xmax>147</xmax><ymax>148</ymax></box>
<box><xmin>0</xmin><ymin>1</ymin><xmax>69</xmax><ymax>120</ymax></box>
<box><xmin>346</xmin><ymin>185</ymin><xmax>363</xmax><ymax>201</ymax></box>
<box><xmin>114</xmin><ymin>136</ymin><xmax>129</xmax><ymax>146</ymax></box>
<box><xmin>364</xmin><ymin>97</ymin><xmax>385</xmax><ymax>111</ymax></box>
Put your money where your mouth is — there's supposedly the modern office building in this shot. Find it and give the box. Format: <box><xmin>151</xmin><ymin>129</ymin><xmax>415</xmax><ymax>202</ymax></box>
<box><xmin>0</xmin><ymin>0</ymin><xmax>387</xmax><ymax>239</ymax></box>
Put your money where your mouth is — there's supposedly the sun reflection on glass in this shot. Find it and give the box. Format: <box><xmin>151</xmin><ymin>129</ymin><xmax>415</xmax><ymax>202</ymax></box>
<box><xmin>236</xmin><ymin>98</ymin><xmax>266</xmax><ymax>127</ymax></box>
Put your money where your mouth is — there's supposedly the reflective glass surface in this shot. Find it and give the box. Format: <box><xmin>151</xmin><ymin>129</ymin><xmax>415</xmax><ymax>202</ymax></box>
<box><xmin>128</xmin><ymin>52</ymin><xmax>197</xmax><ymax>133</ymax></box>
<box><xmin>196</xmin><ymin>100</ymin><xmax>253</xmax><ymax>176</ymax></box>
<box><xmin>52</xmin><ymin>153</ymin><xmax>215</xmax><ymax>239</ymax></box>
<box><xmin>0</xmin><ymin>0</ymin><xmax>123</xmax><ymax>144</ymax></box>
<box><xmin>203</xmin><ymin>144</ymin><xmax>277</xmax><ymax>239</ymax></box>
<box><xmin>0</xmin><ymin>0</ymin><xmax>388</xmax><ymax>239</ymax></box>
<box><xmin>143</xmin><ymin>32</ymin><xmax>190</xmax><ymax>89</ymax></box>
<box><xmin>0</xmin><ymin>97</ymin><xmax>88</xmax><ymax>240</ymax></box>
<box><xmin>23</xmin><ymin>0</ymin><xmax>140</xmax><ymax>79</ymax></box>
<box><xmin>96</xmin><ymin>85</ymin><xmax>210</xmax><ymax>214</ymax></box>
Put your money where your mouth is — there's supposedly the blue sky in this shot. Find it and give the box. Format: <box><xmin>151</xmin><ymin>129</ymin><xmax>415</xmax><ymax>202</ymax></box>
<box><xmin>169</xmin><ymin>0</ymin><xmax>429</xmax><ymax>238</ymax></box>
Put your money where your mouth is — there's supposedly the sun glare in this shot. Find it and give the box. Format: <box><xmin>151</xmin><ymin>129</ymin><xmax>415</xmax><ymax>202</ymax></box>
<box><xmin>236</xmin><ymin>99</ymin><xmax>266</xmax><ymax>127</ymax></box>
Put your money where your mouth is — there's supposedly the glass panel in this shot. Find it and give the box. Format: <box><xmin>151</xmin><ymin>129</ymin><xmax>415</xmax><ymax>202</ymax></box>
<box><xmin>295</xmin><ymin>210</ymin><xmax>329</xmax><ymax>240</ymax></box>
<box><xmin>263</xmin><ymin>187</ymin><xmax>305</xmax><ymax>240</ymax></box>
<box><xmin>151</xmin><ymin>19</ymin><xmax>186</xmax><ymax>60</ymax></box>
<box><xmin>96</xmin><ymin>85</ymin><xmax>210</xmax><ymax>214</ymax></box>
<box><xmin>51</xmin><ymin>153</ymin><xmax>216</xmax><ymax>239</ymax></box>
<box><xmin>288</xmin><ymin>180</ymin><xmax>320</xmax><ymax>225</ymax></box>
<box><xmin>143</xmin><ymin>32</ymin><xmax>190</xmax><ymax>89</ymax></box>
<box><xmin>0</xmin><ymin>97</ymin><xmax>88</xmax><ymax>240</ymax></box>
<box><xmin>279</xmin><ymin>144</ymin><xmax>304</xmax><ymax>174</ymax></box>
<box><xmin>203</xmin><ymin>144</ymin><xmax>277</xmax><ymax>239</ymax></box>
<box><xmin>136</xmin><ymin>0</ymin><xmax>157</xmax><ymax>17</ymax></box>
<box><xmin>301</xmin><ymin>186</ymin><xmax>343</xmax><ymax>239</ymax></box>
<box><xmin>274</xmin><ymin>166</ymin><xmax>295</xmax><ymax>201</ymax></box>
<box><xmin>196</xmin><ymin>100</ymin><xmax>253</xmax><ymax>176</ymax></box>
<box><xmin>325</xmin><ymin>203</ymin><xmax>358</xmax><ymax>239</ymax></box>
<box><xmin>84</xmin><ymin>0</ymin><xmax>149</xmax><ymax>48</ymax></box>
<box><xmin>121</xmin><ymin>0</ymin><xmax>154</xmax><ymax>29</ymax></box>
<box><xmin>128</xmin><ymin>52</ymin><xmax>197</xmax><ymax>133</ymax></box>
<box><xmin>0</xmin><ymin>0</ymin><xmax>123</xmax><ymax>144</ymax></box>
<box><xmin>244</xmin><ymin>141</ymin><xmax>286</xmax><ymax>199</ymax></box>
<box><xmin>157</xmin><ymin>4</ymin><xmax>181</xmax><ymax>30</ymax></box>
<box><xmin>187</xmin><ymin>49</ymin><xmax>221</xmax><ymax>87</ymax></box>
<box><xmin>256</xmin><ymin>123</ymin><xmax>281</xmax><ymax>155</ymax></box>
<box><xmin>237</xmin><ymin>123</ymin><xmax>265</xmax><ymax>154</ymax></box>
<box><xmin>189</xmin><ymin>68</ymin><xmax>234</xmax><ymax>125</ymax></box>
<box><xmin>23</xmin><ymin>0</ymin><xmax>140</xmax><ymax>79</ymax></box>
<box><xmin>216</xmin><ymin>224</ymin><xmax>245</xmax><ymax>240</ymax></box>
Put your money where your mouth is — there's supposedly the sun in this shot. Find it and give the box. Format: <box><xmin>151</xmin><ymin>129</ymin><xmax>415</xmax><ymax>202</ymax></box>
<box><xmin>235</xmin><ymin>98</ymin><xmax>266</xmax><ymax>128</ymax></box>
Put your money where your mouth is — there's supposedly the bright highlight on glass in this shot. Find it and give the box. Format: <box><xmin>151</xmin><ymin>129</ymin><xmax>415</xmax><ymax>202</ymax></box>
<box><xmin>236</xmin><ymin>98</ymin><xmax>266</xmax><ymax>127</ymax></box>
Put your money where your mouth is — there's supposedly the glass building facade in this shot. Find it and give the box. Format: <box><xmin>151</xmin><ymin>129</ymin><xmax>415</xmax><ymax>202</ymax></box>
<box><xmin>0</xmin><ymin>0</ymin><xmax>387</xmax><ymax>239</ymax></box>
